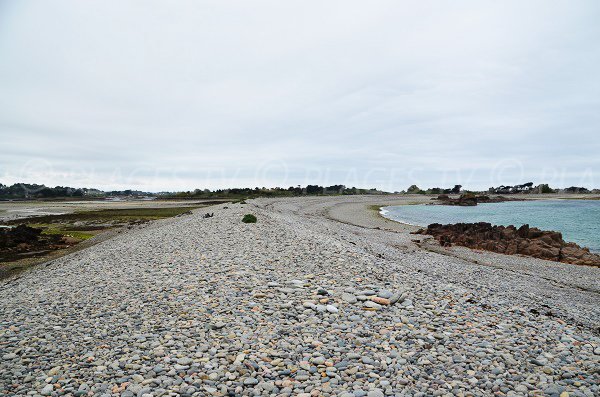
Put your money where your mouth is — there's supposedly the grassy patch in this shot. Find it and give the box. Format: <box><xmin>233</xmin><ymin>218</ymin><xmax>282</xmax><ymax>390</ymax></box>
<box><xmin>78</xmin><ymin>207</ymin><xmax>201</xmax><ymax>217</ymax></box>
<box><xmin>6</xmin><ymin>206</ymin><xmax>204</xmax><ymax>225</ymax></box>
<box><xmin>27</xmin><ymin>223</ymin><xmax>96</xmax><ymax>241</ymax></box>
<box><xmin>11</xmin><ymin>206</ymin><xmax>207</xmax><ymax>240</ymax></box>
<box><xmin>242</xmin><ymin>214</ymin><xmax>257</xmax><ymax>223</ymax></box>
<box><xmin>60</xmin><ymin>231</ymin><xmax>95</xmax><ymax>240</ymax></box>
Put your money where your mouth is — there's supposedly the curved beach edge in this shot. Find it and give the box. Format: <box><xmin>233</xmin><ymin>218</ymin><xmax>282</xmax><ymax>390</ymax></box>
<box><xmin>320</xmin><ymin>194</ymin><xmax>600</xmax><ymax>295</ymax></box>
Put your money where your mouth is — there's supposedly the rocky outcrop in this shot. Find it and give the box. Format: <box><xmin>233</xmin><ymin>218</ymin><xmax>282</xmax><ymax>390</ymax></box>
<box><xmin>433</xmin><ymin>194</ymin><xmax>525</xmax><ymax>206</ymax></box>
<box><xmin>0</xmin><ymin>225</ymin><xmax>43</xmax><ymax>248</ymax></box>
<box><xmin>414</xmin><ymin>222</ymin><xmax>600</xmax><ymax>267</ymax></box>
<box><xmin>0</xmin><ymin>224</ymin><xmax>70</xmax><ymax>262</ymax></box>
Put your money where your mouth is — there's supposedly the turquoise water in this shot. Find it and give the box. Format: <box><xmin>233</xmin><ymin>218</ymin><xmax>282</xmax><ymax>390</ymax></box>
<box><xmin>381</xmin><ymin>200</ymin><xmax>600</xmax><ymax>252</ymax></box>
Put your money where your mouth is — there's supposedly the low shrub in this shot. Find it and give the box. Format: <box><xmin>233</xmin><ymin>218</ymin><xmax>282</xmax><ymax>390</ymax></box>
<box><xmin>242</xmin><ymin>214</ymin><xmax>257</xmax><ymax>223</ymax></box>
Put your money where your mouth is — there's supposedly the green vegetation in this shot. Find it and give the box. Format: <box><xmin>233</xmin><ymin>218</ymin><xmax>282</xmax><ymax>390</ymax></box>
<box><xmin>489</xmin><ymin>182</ymin><xmax>535</xmax><ymax>194</ymax></box>
<box><xmin>59</xmin><ymin>231</ymin><xmax>95</xmax><ymax>240</ymax></box>
<box><xmin>74</xmin><ymin>206</ymin><xmax>200</xmax><ymax>220</ymax></box>
<box><xmin>1</xmin><ymin>182</ymin><xmax>387</xmax><ymax>201</ymax></box>
<box><xmin>242</xmin><ymin>214</ymin><xmax>257</xmax><ymax>223</ymax></box>
<box><xmin>406</xmin><ymin>185</ymin><xmax>423</xmax><ymax>194</ymax></box>
<box><xmin>28</xmin><ymin>224</ymin><xmax>95</xmax><ymax>240</ymax></box>
<box><xmin>168</xmin><ymin>185</ymin><xmax>386</xmax><ymax>200</ymax></box>
<box><xmin>406</xmin><ymin>184</ymin><xmax>462</xmax><ymax>195</ymax></box>
<box><xmin>0</xmin><ymin>183</ymin><xmax>149</xmax><ymax>200</ymax></box>
<box><xmin>563</xmin><ymin>186</ymin><xmax>590</xmax><ymax>193</ymax></box>
<box><xmin>6</xmin><ymin>206</ymin><xmax>203</xmax><ymax>226</ymax></box>
<box><xmin>0</xmin><ymin>183</ymin><xmax>88</xmax><ymax>199</ymax></box>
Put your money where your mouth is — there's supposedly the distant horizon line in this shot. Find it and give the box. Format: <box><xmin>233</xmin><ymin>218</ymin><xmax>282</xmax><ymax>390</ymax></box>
<box><xmin>1</xmin><ymin>180</ymin><xmax>599</xmax><ymax>195</ymax></box>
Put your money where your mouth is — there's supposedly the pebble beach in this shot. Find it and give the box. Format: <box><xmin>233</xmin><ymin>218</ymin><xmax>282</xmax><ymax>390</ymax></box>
<box><xmin>1</xmin><ymin>196</ymin><xmax>599</xmax><ymax>397</ymax></box>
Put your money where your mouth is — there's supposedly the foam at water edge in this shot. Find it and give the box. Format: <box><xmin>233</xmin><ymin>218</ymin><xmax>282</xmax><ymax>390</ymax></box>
<box><xmin>379</xmin><ymin>207</ymin><xmax>424</xmax><ymax>227</ymax></box>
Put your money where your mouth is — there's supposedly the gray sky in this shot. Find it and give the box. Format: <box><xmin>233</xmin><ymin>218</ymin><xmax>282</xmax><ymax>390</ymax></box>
<box><xmin>1</xmin><ymin>1</ymin><xmax>599</xmax><ymax>191</ymax></box>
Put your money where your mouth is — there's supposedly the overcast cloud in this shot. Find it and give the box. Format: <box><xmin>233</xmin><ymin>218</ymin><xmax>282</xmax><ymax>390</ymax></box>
<box><xmin>1</xmin><ymin>0</ymin><xmax>599</xmax><ymax>191</ymax></box>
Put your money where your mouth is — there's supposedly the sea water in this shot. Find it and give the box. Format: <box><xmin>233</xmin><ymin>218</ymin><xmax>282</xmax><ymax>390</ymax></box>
<box><xmin>381</xmin><ymin>200</ymin><xmax>600</xmax><ymax>252</ymax></box>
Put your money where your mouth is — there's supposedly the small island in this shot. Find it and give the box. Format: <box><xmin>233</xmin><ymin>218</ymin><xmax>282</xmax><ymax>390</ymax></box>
<box><xmin>431</xmin><ymin>193</ymin><xmax>526</xmax><ymax>206</ymax></box>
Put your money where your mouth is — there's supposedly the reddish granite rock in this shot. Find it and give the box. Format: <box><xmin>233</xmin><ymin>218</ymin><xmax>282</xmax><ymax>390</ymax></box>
<box><xmin>434</xmin><ymin>194</ymin><xmax>525</xmax><ymax>206</ymax></box>
<box><xmin>414</xmin><ymin>222</ymin><xmax>600</xmax><ymax>267</ymax></box>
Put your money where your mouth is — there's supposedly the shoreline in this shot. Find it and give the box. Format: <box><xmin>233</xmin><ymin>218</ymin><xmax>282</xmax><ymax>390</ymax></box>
<box><xmin>377</xmin><ymin>206</ymin><xmax>424</xmax><ymax>228</ymax></box>
<box><xmin>377</xmin><ymin>198</ymin><xmax>600</xmax><ymax>254</ymax></box>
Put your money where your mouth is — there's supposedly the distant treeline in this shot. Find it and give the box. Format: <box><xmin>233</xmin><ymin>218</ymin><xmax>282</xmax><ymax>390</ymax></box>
<box><xmin>2</xmin><ymin>181</ymin><xmax>597</xmax><ymax>200</ymax></box>
<box><xmin>166</xmin><ymin>185</ymin><xmax>385</xmax><ymax>198</ymax></box>
<box><xmin>0</xmin><ymin>183</ymin><xmax>87</xmax><ymax>199</ymax></box>
<box><xmin>487</xmin><ymin>183</ymin><xmax>597</xmax><ymax>195</ymax></box>
<box><xmin>405</xmin><ymin>184</ymin><xmax>463</xmax><ymax>195</ymax></box>
<box><xmin>0</xmin><ymin>183</ymin><xmax>147</xmax><ymax>199</ymax></box>
<box><xmin>403</xmin><ymin>183</ymin><xmax>598</xmax><ymax>195</ymax></box>
<box><xmin>0</xmin><ymin>183</ymin><xmax>385</xmax><ymax>200</ymax></box>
